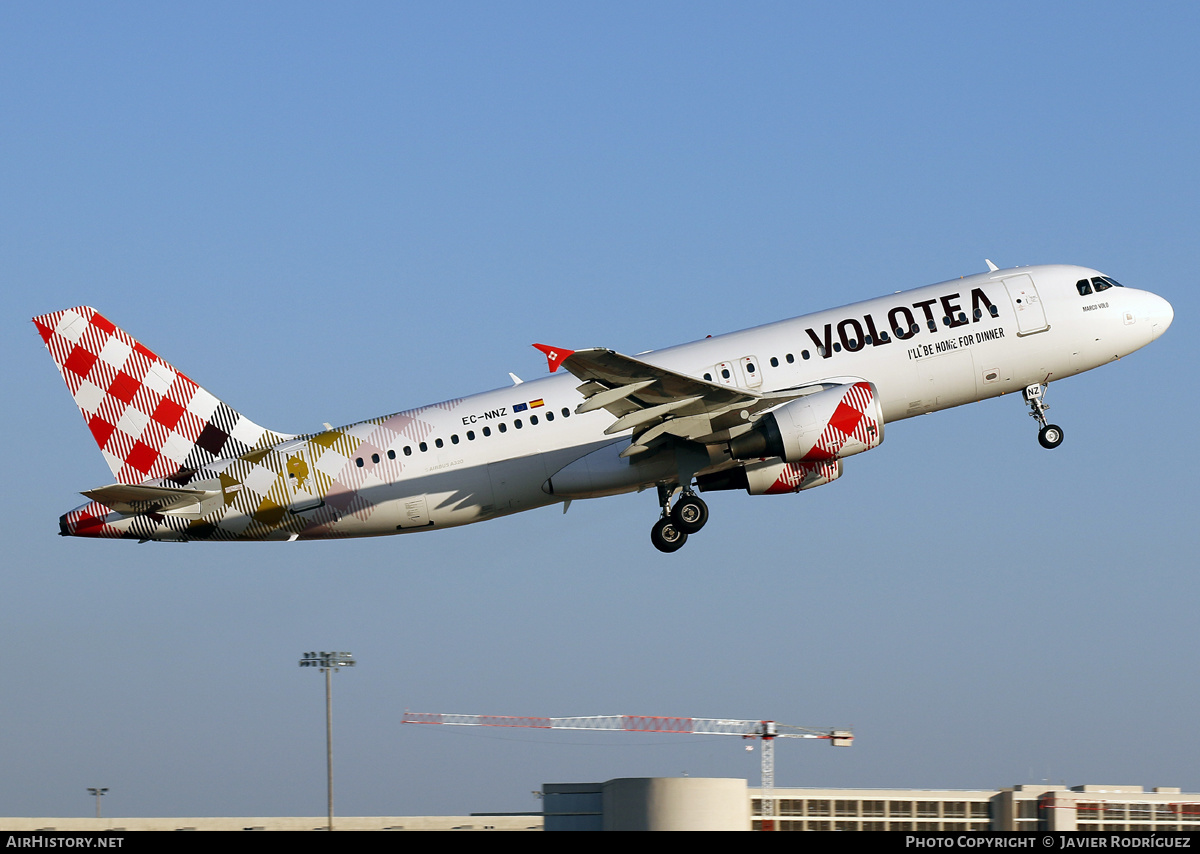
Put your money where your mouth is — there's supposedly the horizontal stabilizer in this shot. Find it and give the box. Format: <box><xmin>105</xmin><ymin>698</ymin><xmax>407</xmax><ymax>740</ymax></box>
<box><xmin>82</xmin><ymin>483</ymin><xmax>221</xmax><ymax>517</ymax></box>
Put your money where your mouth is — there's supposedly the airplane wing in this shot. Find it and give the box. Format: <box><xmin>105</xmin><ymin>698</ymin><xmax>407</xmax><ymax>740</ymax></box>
<box><xmin>533</xmin><ymin>344</ymin><xmax>815</xmax><ymax>456</ymax></box>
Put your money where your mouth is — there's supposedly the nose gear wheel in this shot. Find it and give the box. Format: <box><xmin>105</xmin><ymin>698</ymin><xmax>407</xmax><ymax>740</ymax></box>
<box><xmin>1023</xmin><ymin>383</ymin><xmax>1064</xmax><ymax>450</ymax></box>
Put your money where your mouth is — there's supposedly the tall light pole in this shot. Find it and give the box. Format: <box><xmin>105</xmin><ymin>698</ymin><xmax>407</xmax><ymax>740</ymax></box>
<box><xmin>299</xmin><ymin>651</ymin><xmax>354</xmax><ymax>831</ymax></box>
<box><xmin>87</xmin><ymin>787</ymin><xmax>107</xmax><ymax>819</ymax></box>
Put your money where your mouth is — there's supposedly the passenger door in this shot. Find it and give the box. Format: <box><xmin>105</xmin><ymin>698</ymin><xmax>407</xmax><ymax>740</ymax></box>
<box><xmin>1003</xmin><ymin>274</ymin><xmax>1049</xmax><ymax>336</ymax></box>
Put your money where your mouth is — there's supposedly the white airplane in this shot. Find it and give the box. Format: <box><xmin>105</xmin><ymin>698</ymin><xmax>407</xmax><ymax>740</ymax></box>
<box><xmin>35</xmin><ymin>262</ymin><xmax>1172</xmax><ymax>552</ymax></box>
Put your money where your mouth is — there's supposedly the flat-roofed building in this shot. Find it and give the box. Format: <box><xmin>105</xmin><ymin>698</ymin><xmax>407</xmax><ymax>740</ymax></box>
<box><xmin>753</xmin><ymin>783</ymin><xmax>1200</xmax><ymax>831</ymax></box>
<box><xmin>749</xmin><ymin>786</ymin><xmax>994</xmax><ymax>831</ymax></box>
<box><xmin>545</xmin><ymin>779</ymin><xmax>1200</xmax><ymax>831</ymax></box>
<box><xmin>6</xmin><ymin>780</ymin><xmax>1197</xmax><ymax>831</ymax></box>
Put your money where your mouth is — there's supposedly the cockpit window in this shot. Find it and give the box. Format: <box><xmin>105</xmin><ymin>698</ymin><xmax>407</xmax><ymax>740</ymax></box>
<box><xmin>1091</xmin><ymin>277</ymin><xmax>1112</xmax><ymax>292</ymax></box>
<box><xmin>1101</xmin><ymin>276</ymin><xmax>1124</xmax><ymax>288</ymax></box>
<box><xmin>1077</xmin><ymin>279</ymin><xmax>1093</xmax><ymax>296</ymax></box>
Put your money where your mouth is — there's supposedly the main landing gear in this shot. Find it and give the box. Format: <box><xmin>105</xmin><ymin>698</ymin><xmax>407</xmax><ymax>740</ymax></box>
<box><xmin>650</xmin><ymin>484</ymin><xmax>709</xmax><ymax>553</ymax></box>
<box><xmin>1023</xmin><ymin>383</ymin><xmax>1064</xmax><ymax>449</ymax></box>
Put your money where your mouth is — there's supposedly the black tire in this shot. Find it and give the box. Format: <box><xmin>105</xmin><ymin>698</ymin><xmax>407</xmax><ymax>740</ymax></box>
<box><xmin>651</xmin><ymin>518</ymin><xmax>688</xmax><ymax>553</ymax></box>
<box><xmin>1038</xmin><ymin>424</ymin><xmax>1064</xmax><ymax>449</ymax></box>
<box><xmin>671</xmin><ymin>495</ymin><xmax>709</xmax><ymax>534</ymax></box>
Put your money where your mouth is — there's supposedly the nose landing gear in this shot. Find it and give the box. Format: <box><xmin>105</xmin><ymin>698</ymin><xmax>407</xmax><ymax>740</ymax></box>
<box><xmin>650</xmin><ymin>484</ymin><xmax>709</xmax><ymax>553</ymax></box>
<box><xmin>1023</xmin><ymin>383</ymin><xmax>1064</xmax><ymax>449</ymax></box>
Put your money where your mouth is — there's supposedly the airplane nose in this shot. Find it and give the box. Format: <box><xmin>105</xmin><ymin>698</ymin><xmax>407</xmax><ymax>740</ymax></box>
<box><xmin>1145</xmin><ymin>293</ymin><xmax>1174</xmax><ymax>340</ymax></box>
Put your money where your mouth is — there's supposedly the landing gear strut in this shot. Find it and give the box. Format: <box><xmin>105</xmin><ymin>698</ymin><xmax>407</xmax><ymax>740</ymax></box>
<box><xmin>1023</xmin><ymin>383</ymin><xmax>1064</xmax><ymax>449</ymax></box>
<box><xmin>650</xmin><ymin>484</ymin><xmax>709</xmax><ymax>553</ymax></box>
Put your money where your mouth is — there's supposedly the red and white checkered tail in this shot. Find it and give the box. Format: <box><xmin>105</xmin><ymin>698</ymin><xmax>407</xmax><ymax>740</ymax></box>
<box><xmin>33</xmin><ymin>307</ymin><xmax>288</xmax><ymax>485</ymax></box>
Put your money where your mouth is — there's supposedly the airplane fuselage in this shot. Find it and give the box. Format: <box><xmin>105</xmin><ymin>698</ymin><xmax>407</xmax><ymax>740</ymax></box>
<box><xmin>49</xmin><ymin>264</ymin><xmax>1172</xmax><ymax>543</ymax></box>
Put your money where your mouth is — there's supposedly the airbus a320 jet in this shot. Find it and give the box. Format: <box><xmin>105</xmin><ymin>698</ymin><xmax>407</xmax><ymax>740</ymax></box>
<box><xmin>35</xmin><ymin>261</ymin><xmax>1172</xmax><ymax>552</ymax></box>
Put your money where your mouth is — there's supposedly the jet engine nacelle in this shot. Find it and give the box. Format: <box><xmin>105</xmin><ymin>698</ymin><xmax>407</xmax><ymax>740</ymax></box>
<box><xmin>728</xmin><ymin>381</ymin><xmax>884</xmax><ymax>463</ymax></box>
<box><xmin>697</xmin><ymin>458</ymin><xmax>842</xmax><ymax>495</ymax></box>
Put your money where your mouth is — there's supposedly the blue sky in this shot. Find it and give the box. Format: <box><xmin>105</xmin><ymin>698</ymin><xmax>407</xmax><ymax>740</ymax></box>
<box><xmin>2</xmin><ymin>2</ymin><xmax>1197</xmax><ymax>818</ymax></box>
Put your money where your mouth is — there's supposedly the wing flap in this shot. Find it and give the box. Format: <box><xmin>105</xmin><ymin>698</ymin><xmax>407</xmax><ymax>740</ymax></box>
<box><xmin>576</xmin><ymin>379</ymin><xmax>658</xmax><ymax>414</ymax></box>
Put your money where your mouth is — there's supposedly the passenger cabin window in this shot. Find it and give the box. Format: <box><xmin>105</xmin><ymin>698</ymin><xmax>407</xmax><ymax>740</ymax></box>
<box><xmin>769</xmin><ymin>357</ymin><xmax>779</xmax><ymax>367</ymax></box>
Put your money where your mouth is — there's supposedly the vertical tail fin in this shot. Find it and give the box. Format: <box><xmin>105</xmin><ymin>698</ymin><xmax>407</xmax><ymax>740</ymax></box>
<box><xmin>33</xmin><ymin>306</ymin><xmax>290</xmax><ymax>485</ymax></box>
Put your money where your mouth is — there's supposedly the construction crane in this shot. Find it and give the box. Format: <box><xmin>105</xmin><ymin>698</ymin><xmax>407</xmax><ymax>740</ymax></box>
<box><xmin>401</xmin><ymin>711</ymin><xmax>852</xmax><ymax>829</ymax></box>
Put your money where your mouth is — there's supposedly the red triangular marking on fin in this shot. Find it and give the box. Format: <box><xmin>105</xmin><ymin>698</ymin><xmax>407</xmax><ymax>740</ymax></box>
<box><xmin>533</xmin><ymin>343</ymin><xmax>574</xmax><ymax>373</ymax></box>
